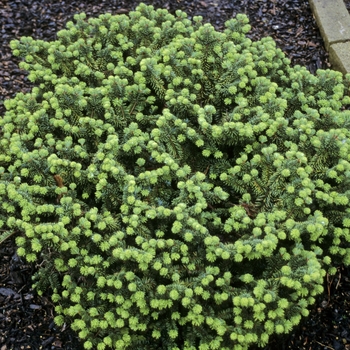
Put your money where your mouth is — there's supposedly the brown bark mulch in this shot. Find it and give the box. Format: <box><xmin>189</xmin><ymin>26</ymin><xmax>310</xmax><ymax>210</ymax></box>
<box><xmin>0</xmin><ymin>1</ymin><xmax>349</xmax><ymax>349</ymax></box>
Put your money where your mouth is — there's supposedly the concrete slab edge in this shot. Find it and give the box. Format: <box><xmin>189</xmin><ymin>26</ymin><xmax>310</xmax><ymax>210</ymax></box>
<box><xmin>308</xmin><ymin>0</ymin><xmax>350</xmax><ymax>74</ymax></box>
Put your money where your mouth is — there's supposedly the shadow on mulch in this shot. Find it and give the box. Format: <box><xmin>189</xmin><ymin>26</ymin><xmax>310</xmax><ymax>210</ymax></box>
<box><xmin>0</xmin><ymin>0</ymin><xmax>349</xmax><ymax>349</ymax></box>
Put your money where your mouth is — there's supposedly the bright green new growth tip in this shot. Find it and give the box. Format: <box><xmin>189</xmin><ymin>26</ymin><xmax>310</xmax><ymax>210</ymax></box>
<box><xmin>1</xmin><ymin>2</ymin><xmax>350</xmax><ymax>349</ymax></box>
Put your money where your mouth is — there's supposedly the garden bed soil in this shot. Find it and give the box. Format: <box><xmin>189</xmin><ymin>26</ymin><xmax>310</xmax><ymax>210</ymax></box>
<box><xmin>0</xmin><ymin>1</ymin><xmax>349</xmax><ymax>349</ymax></box>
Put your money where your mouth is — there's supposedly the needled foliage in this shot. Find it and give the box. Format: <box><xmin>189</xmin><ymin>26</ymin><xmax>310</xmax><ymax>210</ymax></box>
<box><xmin>1</xmin><ymin>3</ymin><xmax>350</xmax><ymax>349</ymax></box>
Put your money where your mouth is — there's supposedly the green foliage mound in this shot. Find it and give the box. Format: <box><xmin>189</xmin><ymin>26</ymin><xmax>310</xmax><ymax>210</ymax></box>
<box><xmin>2</xmin><ymin>3</ymin><xmax>350</xmax><ymax>349</ymax></box>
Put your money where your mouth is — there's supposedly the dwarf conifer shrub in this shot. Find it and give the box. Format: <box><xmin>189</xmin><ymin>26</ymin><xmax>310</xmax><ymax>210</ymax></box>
<box><xmin>2</xmin><ymin>3</ymin><xmax>350</xmax><ymax>349</ymax></box>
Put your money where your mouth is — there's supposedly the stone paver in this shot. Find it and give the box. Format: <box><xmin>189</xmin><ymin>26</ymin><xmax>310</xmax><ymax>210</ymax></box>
<box><xmin>329</xmin><ymin>41</ymin><xmax>350</xmax><ymax>73</ymax></box>
<box><xmin>309</xmin><ymin>0</ymin><xmax>350</xmax><ymax>74</ymax></box>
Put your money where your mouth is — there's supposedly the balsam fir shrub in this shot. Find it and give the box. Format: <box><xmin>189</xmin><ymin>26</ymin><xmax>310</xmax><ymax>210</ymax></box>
<box><xmin>1</xmin><ymin>3</ymin><xmax>350</xmax><ymax>349</ymax></box>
